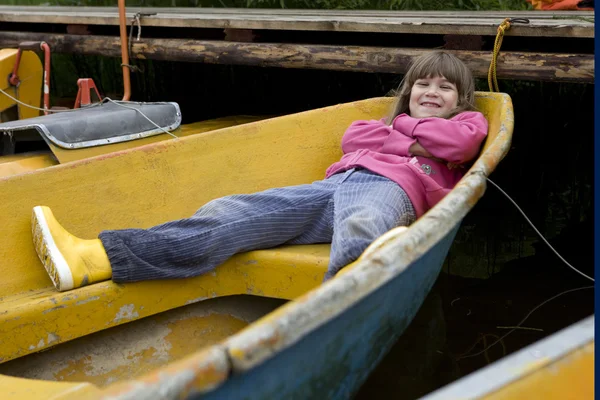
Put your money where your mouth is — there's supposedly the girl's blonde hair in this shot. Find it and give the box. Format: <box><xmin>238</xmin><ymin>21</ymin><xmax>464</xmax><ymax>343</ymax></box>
<box><xmin>385</xmin><ymin>51</ymin><xmax>476</xmax><ymax>124</ymax></box>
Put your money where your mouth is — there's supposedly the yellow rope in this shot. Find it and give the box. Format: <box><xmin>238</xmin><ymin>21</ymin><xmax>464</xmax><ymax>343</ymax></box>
<box><xmin>488</xmin><ymin>18</ymin><xmax>530</xmax><ymax>92</ymax></box>
<box><xmin>488</xmin><ymin>18</ymin><xmax>511</xmax><ymax>92</ymax></box>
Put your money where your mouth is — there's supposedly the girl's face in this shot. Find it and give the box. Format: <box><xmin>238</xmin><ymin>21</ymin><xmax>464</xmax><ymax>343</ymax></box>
<box><xmin>409</xmin><ymin>75</ymin><xmax>459</xmax><ymax>118</ymax></box>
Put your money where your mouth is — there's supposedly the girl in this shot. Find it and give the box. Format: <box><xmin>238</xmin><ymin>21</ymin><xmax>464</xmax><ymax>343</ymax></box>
<box><xmin>32</xmin><ymin>51</ymin><xmax>488</xmax><ymax>292</ymax></box>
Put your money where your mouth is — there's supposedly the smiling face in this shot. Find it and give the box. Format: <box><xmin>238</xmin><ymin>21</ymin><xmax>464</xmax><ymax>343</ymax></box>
<box><xmin>408</xmin><ymin>75</ymin><xmax>459</xmax><ymax>119</ymax></box>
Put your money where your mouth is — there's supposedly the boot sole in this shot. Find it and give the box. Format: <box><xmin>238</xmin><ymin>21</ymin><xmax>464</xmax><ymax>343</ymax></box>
<box><xmin>32</xmin><ymin>207</ymin><xmax>74</xmax><ymax>292</ymax></box>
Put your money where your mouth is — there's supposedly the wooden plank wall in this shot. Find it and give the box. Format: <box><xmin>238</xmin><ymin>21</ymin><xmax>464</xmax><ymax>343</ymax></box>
<box><xmin>0</xmin><ymin>7</ymin><xmax>594</xmax><ymax>83</ymax></box>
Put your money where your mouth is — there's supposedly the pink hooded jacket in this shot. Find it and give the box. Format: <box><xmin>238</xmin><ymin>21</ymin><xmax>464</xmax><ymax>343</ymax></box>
<box><xmin>325</xmin><ymin>111</ymin><xmax>488</xmax><ymax>218</ymax></box>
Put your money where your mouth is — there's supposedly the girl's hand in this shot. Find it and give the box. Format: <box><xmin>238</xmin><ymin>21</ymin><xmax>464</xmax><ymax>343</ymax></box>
<box><xmin>409</xmin><ymin>141</ymin><xmax>434</xmax><ymax>158</ymax></box>
<box><xmin>410</xmin><ymin>141</ymin><xmax>445</xmax><ymax>163</ymax></box>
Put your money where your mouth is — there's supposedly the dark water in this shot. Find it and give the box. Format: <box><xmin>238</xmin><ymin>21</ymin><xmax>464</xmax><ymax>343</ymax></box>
<box><xmin>355</xmin><ymin>258</ymin><xmax>593</xmax><ymax>399</ymax></box>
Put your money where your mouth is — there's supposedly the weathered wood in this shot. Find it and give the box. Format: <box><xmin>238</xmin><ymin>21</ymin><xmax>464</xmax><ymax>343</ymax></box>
<box><xmin>0</xmin><ymin>32</ymin><xmax>593</xmax><ymax>83</ymax></box>
<box><xmin>0</xmin><ymin>6</ymin><xmax>593</xmax><ymax>38</ymax></box>
<box><xmin>2</xmin><ymin>6</ymin><xmax>595</xmax><ymax>18</ymax></box>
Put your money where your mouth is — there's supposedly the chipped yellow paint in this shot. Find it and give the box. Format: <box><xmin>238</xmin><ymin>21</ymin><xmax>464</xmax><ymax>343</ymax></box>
<box><xmin>66</xmin><ymin>314</ymin><xmax>246</xmax><ymax>386</ymax></box>
<box><xmin>484</xmin><ymin>342</ymin><xmax>594</xmax><ymax>400</ymax></box>
<box><xmin>0</xmin><ymin>49</ymin><xmax>42</xmax><ymax>120</ymax></box>
<box><xmin>0</xmin><ymin>152</ymin><xmax>57</xmax><ymax>178</ymax></box>
<box><xmin>0</xmin><ymin>297</ymin><xmax>266</xmax><ymax>389</ymax></box>
<box><xmin>95</xmin><ymin>346</ymin><xmax>230</xmax><ymax>400</ymax></box>
<box><xmin>48</xmin><ymin>115</ymin><xmax>266</xmax><ymax>164</ymax></box>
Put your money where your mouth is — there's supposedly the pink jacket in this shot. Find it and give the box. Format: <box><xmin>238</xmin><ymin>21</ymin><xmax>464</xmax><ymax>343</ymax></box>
<box><xmin>325</xmin><ymin>111</ymin><xmax>488</xmax><ymax>218</ymax></box>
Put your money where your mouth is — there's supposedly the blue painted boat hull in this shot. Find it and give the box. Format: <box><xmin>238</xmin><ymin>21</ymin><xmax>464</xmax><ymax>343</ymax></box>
<box><xmin>200</xmin><ymin>226</ymin><xmax>460</xmax><ymax>400</ymax></box>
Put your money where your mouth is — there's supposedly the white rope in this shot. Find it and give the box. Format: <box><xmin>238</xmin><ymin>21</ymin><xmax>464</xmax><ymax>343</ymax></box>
<box><xmin>103</xmin><ymin>98</ymin><xmax>178</xmax><ymax>139</ymax></box>
<box><xmin>487</xmin><ymin>177</ymin><xmax>594</xmax><ymax>282</ymax></box>
<box><xmin>0</xmin><ymin>86</ymin><xmax>102</xmax><ymax>113</ymax></box>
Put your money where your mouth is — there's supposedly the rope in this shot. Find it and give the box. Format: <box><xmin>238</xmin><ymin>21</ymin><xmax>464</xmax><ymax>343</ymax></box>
<box><xmin>487</xmin><ymin>178</ymin><xmax>594</xmax><ymax>282</ymax></box>
<box><xmin>0</xmin><ymin>86</ymin><xmax>102</xmax><ymax>113</ymax></box>
<box><xmin>125</xmin><ymin>12</ymin><xmax>155</xmax><ymax>74</ymax></box>
<box><xmin>0</xmin><ymin>86</ymin><xmax>177</xmax><ymax>138</ymax></box>
<box><xmin>488</xmin><ymin>18</ymin><xmax>530</xmax><ymax>92</ymax></box>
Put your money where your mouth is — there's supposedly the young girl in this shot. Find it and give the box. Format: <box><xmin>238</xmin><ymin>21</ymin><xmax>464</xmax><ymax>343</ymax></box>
<box><xmin>32</xmin><ymin>51</ymin><xmax>488</xmax><ymax>292</ymax></box>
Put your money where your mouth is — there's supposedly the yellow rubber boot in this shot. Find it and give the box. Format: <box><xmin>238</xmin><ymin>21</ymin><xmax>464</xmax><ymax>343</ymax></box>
<box><xmin>32</xmin><ymin>206</ymin><xmax>112</xmax><ymax>292</ymax></box>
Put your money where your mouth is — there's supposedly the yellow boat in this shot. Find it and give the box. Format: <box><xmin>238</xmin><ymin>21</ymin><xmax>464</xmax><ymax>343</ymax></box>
<box><xmin>0</xmin><ymin>91</ymin><xmax>566</xmax><ymax>400</ymax></box>
<box><xmin>0</xmin><ymin>47</ymin><xmax>263</xmax><ymax>178</ymax></box>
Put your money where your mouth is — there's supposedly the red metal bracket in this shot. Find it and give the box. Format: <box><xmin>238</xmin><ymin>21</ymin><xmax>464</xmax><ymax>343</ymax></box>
<box><xmin>74</xmin><ymin>78</ymin><xmax>103</xmax><ymax>108</ymax></box>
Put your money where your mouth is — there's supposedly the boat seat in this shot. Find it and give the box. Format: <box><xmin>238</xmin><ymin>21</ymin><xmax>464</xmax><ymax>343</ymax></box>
<box><xmin>0</xmin><ymin>101</ymin><xmax>181</xmax><ymax>149</ymax></box>
<box><xmin>0</xmin><ymin>244</ymin><xmax>330</xmax><ymax>363</ymax></box>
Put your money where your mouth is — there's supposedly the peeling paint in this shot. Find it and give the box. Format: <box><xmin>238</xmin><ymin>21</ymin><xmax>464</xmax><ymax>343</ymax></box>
<box><xmin>113</xmin><ymin>304</ymin><xmax>139</xmax><ymax>324</ymax></box>
<box><xmin>185</xmin><ymin>297</ymin><xmax>209</xmax><ymax>305</ymax></box>
<box><xmin>47</xmin><ymin>332</ymin><xmax>59</xmax><ymax>345</ymax></box>
<box><xmin>42</xmin><ymin>305</ymin><xmax>66</xmax><ymax>314</ymax></box>
<box><xmin>76</xmin><ymin>296</ymin><xmax>100</xmax><ymax>306</ymax></box>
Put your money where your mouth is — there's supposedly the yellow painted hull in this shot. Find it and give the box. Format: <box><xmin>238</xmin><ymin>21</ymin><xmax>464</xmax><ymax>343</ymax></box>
<box><xmin>2</xmin><ymin>93</ymin><xmax>576</xmax><ymax>400</ymax></box>
<box><xmin>0</xmin><ymin>48</ymin><xmax>42</xmax><ymax>121</ymax></box>
<box><xmin>0</xmin><ymin>115</ymin><xmax>264</xmax><ymax>178</ymax></box>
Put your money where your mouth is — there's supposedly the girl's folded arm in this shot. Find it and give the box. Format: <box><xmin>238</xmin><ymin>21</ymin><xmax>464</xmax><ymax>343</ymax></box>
<box><xmin>341</xmin><ymin>119</ymin><xmax>396</xmax><ymax>154</ymax></box>
<box><xmin>395</xmin><ymin>112</ymin><xmax>488</xmax><ymax>164</ymax></box>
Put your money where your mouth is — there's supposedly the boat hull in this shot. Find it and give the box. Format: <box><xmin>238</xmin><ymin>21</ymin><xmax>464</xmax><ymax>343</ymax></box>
<box><xmin>0</xmin><ymin>115</ymin><xmax>264</xmax><ymax>177</ymax></box>
<box><xmin>0</xmin><ymin>92</ymin><xmax>515</xmax><ymax>399</ymax></box>
<box><xmin>200</xmin><ymin>226</ymin><xmax>460</xmax><ymax>400</ymax></box>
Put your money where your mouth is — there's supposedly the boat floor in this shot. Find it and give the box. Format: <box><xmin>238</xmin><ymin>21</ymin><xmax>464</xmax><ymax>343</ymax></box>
<box><xmin>0</xmin><ymin>295</ymin><xmax>285</xmax><ymax>387</ymax></box>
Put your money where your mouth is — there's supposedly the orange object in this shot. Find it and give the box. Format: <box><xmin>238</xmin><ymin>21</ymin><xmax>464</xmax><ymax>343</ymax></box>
<box><xmin>118</xmin><ymin>0</ymin><xmax>131</xmax><ymax>101</ymax></box>
<box><xmin>40</xmin><ymin>42</ymin><xmax>51</xmax><ymax>115</ymax></box>
<box><xmin>527</xmin><ymin>0</ymin><xmax>593</xmax><ymax>10</ymax></box>
<box><xmin>74</xmin><ymin>78</ymin><xmax>102</xmax><ymax>108</ymax></box>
